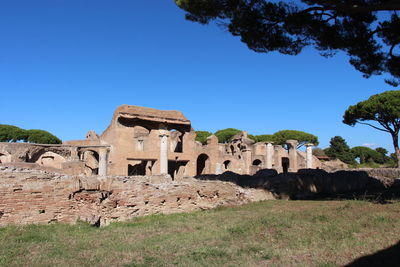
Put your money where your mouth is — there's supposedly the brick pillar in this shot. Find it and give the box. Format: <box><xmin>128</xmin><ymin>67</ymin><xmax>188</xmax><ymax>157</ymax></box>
<box><xmin>274</xmin><ymin>145</ymin><xmax>283</xmax><ymax>173</ymax></box>
<box><xmin>266</xmin><ymin>142</ymin><xmax>274</xmax><ymax>169</ymax></box>
<box><xmin>98</xmin><ymin>147</ymin><xmax>109</xmax><ymax>176</ymax></box>
<box><xmin>286</xmin><ymin>140</ymin><xmax>298</xmax><ymax>172</ymax></box>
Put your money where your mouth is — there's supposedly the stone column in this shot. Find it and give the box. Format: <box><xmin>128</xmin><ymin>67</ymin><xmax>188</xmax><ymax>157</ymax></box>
<box><xmin>286</xmin><ymin>140</ymin><xmax>299</xmax><ymax>172</ymax></box>
<box><xmin>159</xmin><ymin>130</ymin><xmax>169</xmax><ymax>175</ymax></box>
<box><xmin>305</xmin><ymin>143</ymin><xmax>314</xmax><ymax>169</ymax></box>
<box><xmin>274</xmin><ymin>145</ymin><xmax>283</xmax><ymax>173</ymax></box>
<box><xmin>243</xmin><ymin>149</ymin><xmax>252</xmax><ymax>174</ymax></box>
<box><xmin>266</xmin><ymin>142</ymin><xmax>274</xmax><ymax>169</ymax></box>
<box><xmin>98</xmin><ymin>147</ymin><xmax>109</xmax><ymax>176</ymax></box>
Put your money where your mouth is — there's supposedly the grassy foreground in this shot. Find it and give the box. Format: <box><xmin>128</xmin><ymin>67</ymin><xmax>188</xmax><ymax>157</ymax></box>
<box><xmin>1</xmin><ymin>200</ymin><xmax>400</xmax><ymax>267</ymax></box>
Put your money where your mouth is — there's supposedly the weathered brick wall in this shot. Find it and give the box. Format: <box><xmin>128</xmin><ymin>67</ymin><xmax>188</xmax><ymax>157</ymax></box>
<box><xmin>355</xmin><ymin>168</ymin><xmax>400</xmax><ymax>180</ymax></box>
<box><xmin>196</xmin><ymin>168</ymin><xmax>400</xmax><ymax>200</ymax></box>
<box><xmin>0</xmin><ymin>167</ymin><xmax>273</xmax><ymax>226</ymax></box>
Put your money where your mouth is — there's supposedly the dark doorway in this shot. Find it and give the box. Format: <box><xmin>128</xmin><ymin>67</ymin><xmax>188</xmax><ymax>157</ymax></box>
<box><xmin>196</xmin><ymin>154</ymin><xmax>210</xmax><ymax>175</ymax></box>
<box><xmin>168</xmin><ymin>160</ymin><xmax>188</xmax><ymax>180</ymax></box>
<box><xmin>128</xmin><ymin>160</ymin><xmax>154</xmax><ymax>176</ymax></box>
<box><xmin>252</xmin><ymin>159</ymin><xmax>262</xmax><ymax>166</ymax></box>
<box><xmin>128</xmin><ymin>161</ymin><xmax>146</xmax><ymax>176</ymax></box>
<box><xmin>223</xmin><ymin>160</ymin><xmax>231</xmax><ymax>170</ymax></box>
<box><xmin>282</xmin><ymin>157</ymin><xmax>289</xmax><ymax>173</ymax></box>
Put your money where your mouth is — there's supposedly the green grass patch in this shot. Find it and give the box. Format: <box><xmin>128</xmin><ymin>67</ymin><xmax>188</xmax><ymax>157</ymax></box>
<box><xmin>1</xmin><ymin>200</ymin><xmax>400</xmax><ymax>266</ymax></box>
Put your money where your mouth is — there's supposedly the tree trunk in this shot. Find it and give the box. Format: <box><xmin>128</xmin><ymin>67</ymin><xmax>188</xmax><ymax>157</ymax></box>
<box><xmin>392</xmin><ymin>134</ymin><xmax>400</xmax><ymax>168</ymax></box>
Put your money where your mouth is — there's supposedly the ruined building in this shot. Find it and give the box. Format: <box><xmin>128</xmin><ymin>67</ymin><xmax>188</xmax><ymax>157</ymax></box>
<box><xmin>0</xmin><ymin>105</ymin><xmax>320</xmax><ymax>178</ymax></box>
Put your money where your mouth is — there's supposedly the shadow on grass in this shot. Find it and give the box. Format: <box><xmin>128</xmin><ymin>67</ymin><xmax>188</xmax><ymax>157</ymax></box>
<box><xmin>344</xmin><ymin>241</ymin><xmax>400</xmax><ymax>267</ymax></box>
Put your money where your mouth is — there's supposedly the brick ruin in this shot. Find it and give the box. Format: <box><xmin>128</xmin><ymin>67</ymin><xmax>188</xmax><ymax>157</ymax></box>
<box><xmin>0</xmin><ymin>166</ymin><xmax>273</xmax><ymax>226</ymax></box>
<box><xmin>0</xmin><ymin>105</ymin><xmax>331</xmax><ymax>226</ymax></box>
<box><xmin>0</xmin><ymin>105</ymin><xmax>321</xmax><ymax>179</ymax></box>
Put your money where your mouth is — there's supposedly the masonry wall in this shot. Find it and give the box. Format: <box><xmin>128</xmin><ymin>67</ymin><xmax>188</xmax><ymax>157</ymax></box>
<box><xmin>0</xmin><ymin>167</ymin><xmax>273</xmax><ymax>227</ymax></box>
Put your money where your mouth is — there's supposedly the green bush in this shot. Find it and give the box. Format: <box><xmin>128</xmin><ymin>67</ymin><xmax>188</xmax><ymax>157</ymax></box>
<box><xmin>312</xmin><ymin>147</ymin><xmax>327</xmax><ymax>157</ymax></box>
<box><xmin>351</xmin><ymin>146</ymin><xmax>382</xmax><ymax>164</ymax></box>
<box><xmin>252</xmin><ymin>134</ymin><xmax>274</xmax><ymax>142</ymax></box>
<box><xmin>0</xmin><ymin>125</ymin><xmax>26</xmax><ymax>142</ymax></box>
<box><xmin>324</xmin><ymin>136</ymin><xmax>355</xmax><ymax>164</ymax></box>
<box><xmin>195</xmin><ymin>131</ymin><xmax>212</xmax><ymax>145</ymax></box>
<box><xmin>214</xmin><ymin>128</ymin><xmax>242</xmax><ymax>143</ymax></box>
<box><xmin>0</xmin><ymin>125</ymin><xmax>61</xmax><ymax>144</ymax></box>
<box><xmin>26</xmin><ymin>130</ymin><xmax>62</xmax><ymax>144</ymax></box>
<box><xmin>272</xmin><ymin>130</ymin><xmax>319</xmax><ymax>148</ymax></box>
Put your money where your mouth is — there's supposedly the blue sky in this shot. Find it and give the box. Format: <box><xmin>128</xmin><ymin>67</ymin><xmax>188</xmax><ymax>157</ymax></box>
<box><xmin>0</xmin><ymin>0</ymin><xmax>396</xmax><ymax>152</ymax></box>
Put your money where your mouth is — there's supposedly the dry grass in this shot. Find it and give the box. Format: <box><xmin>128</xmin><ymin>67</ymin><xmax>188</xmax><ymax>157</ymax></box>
<box><xmin>1</xmin><ymin>200</ymin><xmax>400</xmax><ymax>266</ymax></box>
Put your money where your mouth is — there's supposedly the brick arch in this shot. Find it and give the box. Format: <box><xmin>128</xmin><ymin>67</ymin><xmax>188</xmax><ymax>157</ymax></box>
<box><xmin>35</xmin><ymin>151</ymin><xmax>66</xmax><ymax>169</ymax></box>
<box><xmin>196</xmin><ymin>153</ymin><xmax>210</xmax><ymax>175</ymax></box>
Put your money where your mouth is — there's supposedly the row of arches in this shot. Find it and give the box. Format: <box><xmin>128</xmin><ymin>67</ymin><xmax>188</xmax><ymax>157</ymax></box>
<box><xmin>196</xmin><ymin>154</ymin><xmax>235</xmax><ymax>175</ymax></box>
<box><xmin>0</xmin><ymin>148</ymin><xmax>102</xmax><ymax>176</ymax></box>
<box><xmin>195</xmin><ymin>154</ymin><xmax>291</xmax><ymax>175</ymax></box>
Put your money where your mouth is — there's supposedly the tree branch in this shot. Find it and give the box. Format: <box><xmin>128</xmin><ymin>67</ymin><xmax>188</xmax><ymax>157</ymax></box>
<box><xmin>358</xmin><ymin>121</ymin><xmax>390</xmax><ymax>132</ymax></box>
<box><xmin>308</xmin><ymin>0</ymin><xmax>400</xmax><ymax>13</ymax></box>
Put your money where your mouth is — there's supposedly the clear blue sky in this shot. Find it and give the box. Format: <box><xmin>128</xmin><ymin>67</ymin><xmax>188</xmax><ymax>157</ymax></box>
<box><xmin>0</xmin><ymin>0</ymin><xmax>395</xmax><ymax>152</ymax></box>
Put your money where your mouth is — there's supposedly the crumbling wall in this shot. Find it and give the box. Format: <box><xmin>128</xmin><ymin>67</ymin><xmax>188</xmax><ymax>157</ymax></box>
<box><xmin>350</xmin><ymin>168</ymin><xmax>400</xmax><ymax>180</ymax></box>
<box><xmin>0</xmin><ymin>167</ymin><xmax>273</xmax><ymax>227</ymax></box>
<box><xmin>196</xmin><ymin>168</ymin><xmax>400</xmax><ymax>200</ymax></box>
<box><xmin>0</xmin><ymin>142</ymin><xmax>70</xmax><ymax>163</ymax></box>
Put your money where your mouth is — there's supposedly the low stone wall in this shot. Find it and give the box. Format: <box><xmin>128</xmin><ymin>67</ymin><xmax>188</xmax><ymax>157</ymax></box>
<box><xmin>351</xmin><ymin>168</ymin><xmax>400</xmax><ymax>180</ymax></box>
<box><xmin>196</xmin><ymin>168</ymin><xmax>400</xmax><ymax>200</ymax></box>
<box><xmin>0</xmin><ymin>167</ymin><xmax>273</xmax><ymax>227</ymax></box>
<box><xmin>2</xmin><ymin>166</ymin><xmax>398</xmax><ymax>227</ymax></box>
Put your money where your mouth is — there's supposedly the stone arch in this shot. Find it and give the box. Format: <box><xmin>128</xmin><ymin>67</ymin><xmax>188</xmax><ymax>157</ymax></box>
<box><xmin>196</xmin><ymin>153</ymin><xmax>210</xmax><ymax>175</ymax></box>
<box><xmin>35</xmin><ymin>151</ymin><xmax>66</xmax><ymax>169</ymax></box>
<box><xmin>133</xmin><ymin>125</ymin><xmax>150</xmax><ymax>137</ymax></box>
<box><xmin>252</xmin><ymin>159</ymin><xmax>262</xmax><ymax>166</ymax></box>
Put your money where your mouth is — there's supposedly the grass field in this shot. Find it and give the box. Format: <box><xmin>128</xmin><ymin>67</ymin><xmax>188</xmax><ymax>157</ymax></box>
<box><xmin>1</xmin><ymin>200</ymin><xmax>400</xmax><ymax>266</ymax></box>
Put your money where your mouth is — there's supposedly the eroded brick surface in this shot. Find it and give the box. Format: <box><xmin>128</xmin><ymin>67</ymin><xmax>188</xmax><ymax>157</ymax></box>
<box><xmin>0</xmin><ymin>167</ymin><xmax>273</xmax><ymax>226</ymax></box>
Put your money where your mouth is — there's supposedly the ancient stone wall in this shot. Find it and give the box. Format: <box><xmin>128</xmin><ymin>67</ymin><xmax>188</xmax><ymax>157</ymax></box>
<box><xmin>350</xmin><ymin>168</ymin><xmax>400</xmax><ymax>180</ymax></box>
<box><xmin>0</xmin><ymin>167</ymin><xmax>273</xmax><ymax>227</ymax></box>
<box><xmin>196</xmin><ymin>168</ymin><xmax>400</xmax><ymax>200</ymax></box>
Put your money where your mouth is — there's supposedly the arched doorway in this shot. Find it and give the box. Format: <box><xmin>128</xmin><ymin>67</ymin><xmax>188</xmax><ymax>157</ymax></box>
<box><xmin>196</xmin><ymin>154</ymin><xmax>210</xmax><ymax>175</ymax></box>
<box><xmin>35</xmin><ymin>151</ymin><xmax>66</xmax><ymax>169</ymax></box>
